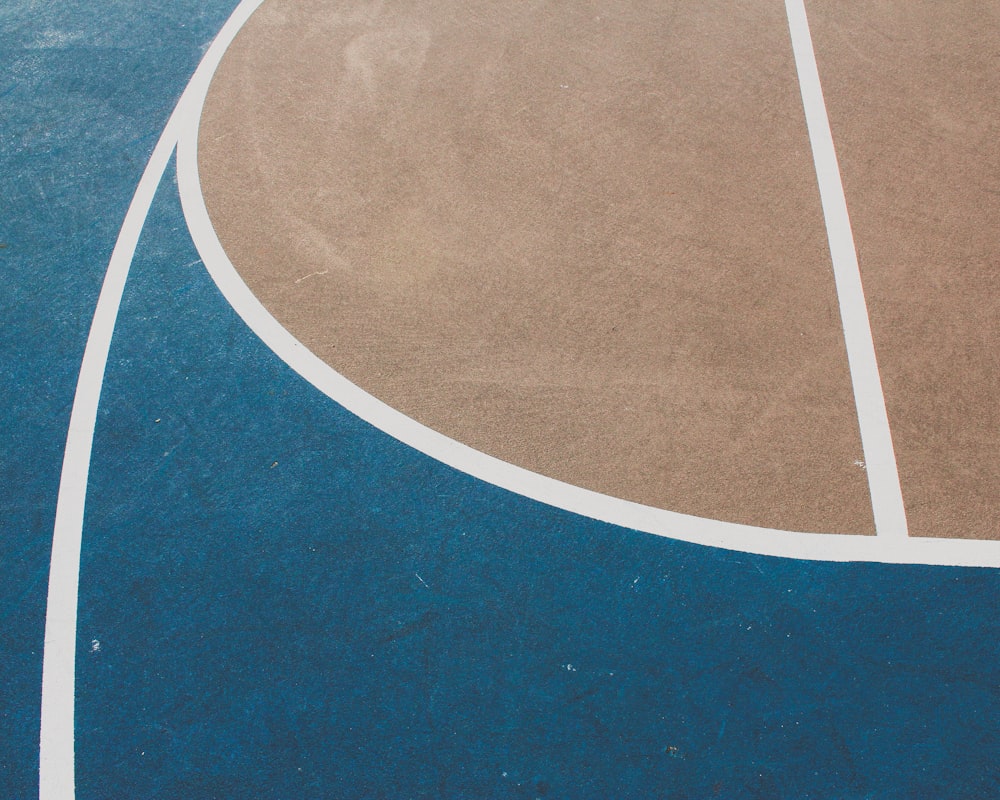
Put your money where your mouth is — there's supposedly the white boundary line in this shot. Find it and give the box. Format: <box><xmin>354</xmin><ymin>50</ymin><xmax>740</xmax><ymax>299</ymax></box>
<box><xmin>39</xmin><ymin>3</ymin><xmax>1000</xmax><ymax>792</ymax></box>
<box><xmin>39</xmin><ymin>116</ymin><xmax>179</xmax><ymax>800</ymax></box>
<box><xmin>174</xmin><ymin>0</ymin><xmax>1000</xmax><ymax>569</ymax></box>
<box><xmin>784</xmin><ymin>0</ymin><xmax>909</xmax><ymax>541</ymax></box>
<box><xmin>38</xmin><ymin>2</ymin><xmax>266</xmax><ymax>797</ymax></box>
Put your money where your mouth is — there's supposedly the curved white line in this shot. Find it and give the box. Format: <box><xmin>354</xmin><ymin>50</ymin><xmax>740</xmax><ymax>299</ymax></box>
<box><xmin>37</xmin><ymin>3</ymin><xmax>1000</xmax><ymax>793</ymax></box>
<box><xmin>38</xmin><ymin>2</ymin><xmax>267</xmax><ymax>798</ymax></box>
<box><xmin>39</xmin><ymin>119</ymin><xmax>178</xmax><ymax>800</ymax></box>
<box><xmin>174</xmin><ymin>2</ymin><xmax>1000</xmax><ymax>569</ymax></box>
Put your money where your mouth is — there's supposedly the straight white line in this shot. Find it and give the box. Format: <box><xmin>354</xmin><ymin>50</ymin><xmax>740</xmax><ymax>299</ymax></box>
<box><xmin>38</xmin><ymin>2</ymin><xmax>266</xmax><ymax>797</ymax></box>
<box><xmin>35</xmin><ymin>4</ymin><xmax>997</xmax><ymax>796</ymax></box>
<box><xmin>175</xmin><ymin>0</ymin><xmax>1000</xmax><ymax>567</ymax></box>
<box><xmin>180</xmin><ymin>70</ymin><xmax>1000</xmax><ymax>567</ymax></box>
<box><xmin>784</xmin><ymin>0</ymin><xmax>908</xmax><ymax>540</ymax></box>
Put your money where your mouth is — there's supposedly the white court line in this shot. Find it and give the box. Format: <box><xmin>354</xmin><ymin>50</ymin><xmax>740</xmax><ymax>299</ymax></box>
<box><xmin>174</xmin><ymin>0</ymin><xmax>999</xmax><ymax>568</ymax></box>
<box><xmin>784</xmin><ymin>0</ymin><xmax>909</xmax><ymax>541</ymax></box>
<box><xmin>39</xmin><ymin>115</ymin><xmax>180</xmax><ymax>800</ymax></box>
<box><xmin>38</xmin><ymin>3</ymin><xmax>266</xmax><ymax>797</ymax></box>
<box><xmin>40</xmin><ymin>3</ymin><xmax>1000</xmax><ymax>794</ymax></box>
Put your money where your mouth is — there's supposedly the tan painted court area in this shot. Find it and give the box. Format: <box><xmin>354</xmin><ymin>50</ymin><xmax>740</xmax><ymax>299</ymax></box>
<box><xmin>198</xmin><ymin>0</ymin><xmax>1000</xmax><ymax>540</ymax></box>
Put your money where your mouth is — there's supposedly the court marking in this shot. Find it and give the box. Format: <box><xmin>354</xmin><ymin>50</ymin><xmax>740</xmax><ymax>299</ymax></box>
<box><xmin>175</xmin><ymin>1</ymin><xmax>1000</xmax><ymax>568</ymax></box>
<box><xmin>784</xmin><ymin>0</ymin><xmax>908</xmax><ymax>540</ymax></box>
<box><xmin>38</xmin><ymin>0</ymin><xmax>1000</xmax><ymax>795</ymax></box>
<box><xmin>38</xmin><ymin>3</ymin><xmax>266</xmax><ymax>796</ymax></box>
<box><xmin>39</xmin><ymin>118</ymin><xmax>181</xmax><ymax>800</ymax></box>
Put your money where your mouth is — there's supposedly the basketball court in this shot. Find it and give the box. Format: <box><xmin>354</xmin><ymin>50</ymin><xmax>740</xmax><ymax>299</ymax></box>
<box><xmin>3</xmin><ymin>1</ymin><xmax>999</xmax><ymax>797</ymax></box>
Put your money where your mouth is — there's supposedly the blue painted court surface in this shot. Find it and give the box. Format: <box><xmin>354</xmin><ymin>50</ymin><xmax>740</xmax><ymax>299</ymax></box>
<box><xmin>3</xmin><ymin>2</ymin><xmax>1000</xmax><ymax>798</ymax></box>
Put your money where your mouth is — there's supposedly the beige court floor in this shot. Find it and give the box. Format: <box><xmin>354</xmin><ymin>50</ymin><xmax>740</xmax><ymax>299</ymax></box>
<box><xmin>197</xmin><ymin>0</ymin><xmax>999</xmax><ymax>539</ymax></box>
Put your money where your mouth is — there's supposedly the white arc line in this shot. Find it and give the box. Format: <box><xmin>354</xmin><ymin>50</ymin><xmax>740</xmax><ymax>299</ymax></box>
<box><xmin>37</xmin><ymin>9</ymin><xmax>1000</xmax><ymax>796</ymax></box>
<box><xmin>39</xmin><ymin>123</ymin><xmax>179</xmax><ymax>800</ymax></box>
<box><xmin>175</xmin><ymin>0</ymin><xmax>1000</xmax><ymax>567</ymax></box>
<box><xmin>38</xmin><ymin>2</ymin><xmax>266</xmax><ymax>798</ymax></box>
<box><xmin>784</xmin><ymin>0</ymin><xmax>908</xmax><ymax>540</ymax></box>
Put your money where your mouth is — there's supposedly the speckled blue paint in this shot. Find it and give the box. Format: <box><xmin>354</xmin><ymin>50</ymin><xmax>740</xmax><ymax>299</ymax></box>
<box><xmin>5</xmin><ymin>3</ymin><xmax>1000</xmax><ymax>798</ymax></box>
<box><xmin>73</xmin><ymin>162</ymin><xmax>1000</xmax><ymax>799</ymax></box>
<box><xmin>0</xmin><ymin>3</ymin><xmax>238</xmax><ymax>795</ymax></box>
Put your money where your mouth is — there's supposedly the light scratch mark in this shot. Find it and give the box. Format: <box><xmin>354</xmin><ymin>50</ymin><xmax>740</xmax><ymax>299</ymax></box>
<box><xmin>294</xmin><ymin>269</ymin><xmax>330</xmax><ymax>284</ymax></box>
